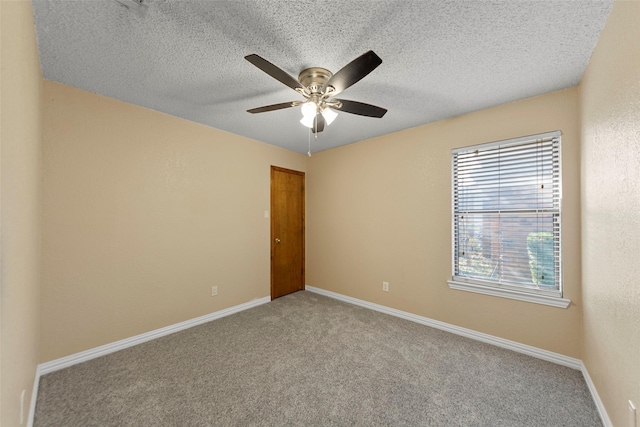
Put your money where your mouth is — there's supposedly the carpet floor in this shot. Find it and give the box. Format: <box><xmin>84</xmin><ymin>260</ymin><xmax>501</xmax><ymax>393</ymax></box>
<box><xmin>34</xmin><ymin>290</ymin><xmax>601</xmax><ymax>426</ymax></box>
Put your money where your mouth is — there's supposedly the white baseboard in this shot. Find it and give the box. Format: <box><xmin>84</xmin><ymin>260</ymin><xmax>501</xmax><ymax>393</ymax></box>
<box><xmin>581</xmin><ymin>361</ymin><xmax>613</xmax><ymax>427</ymax></box>
<box><xmin>27</xmin><ymin>367</ymin><xmax>40</xmax><ymax>427</ymax></box>
<box><xmin>305</xmin><ymin>286</ymin><xmax>580</xmax><ymax>368</ymax></box>
<box><xmin>27</xmin><ymin>296</ymin><xmax>270</xmax><ymax>426</ymax></box>
<box><xmin>305</xmin><ymin>286</ymin><xmax>612</xmax><ymax>426</ymax></box>
<box><xmin>28</xmin><ymin>288</ymin><xmax>612</xmax><ymax>427</ymax></box>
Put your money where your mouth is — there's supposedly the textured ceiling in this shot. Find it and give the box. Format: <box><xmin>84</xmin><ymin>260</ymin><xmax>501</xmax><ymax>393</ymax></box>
<box><xmin>32</xmin><ymin>0</ymin><xmax>613</xmax><ymax>154</ymax></box>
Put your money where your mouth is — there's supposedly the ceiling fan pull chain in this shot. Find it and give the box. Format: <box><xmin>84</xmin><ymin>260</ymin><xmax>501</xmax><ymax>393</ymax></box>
<box><xmin>308</xmin><ymin>127</ymin><xmax>312</xmax><ymax>157</ymax></box>
<box><xmin>314</xmin><ymin>115</ymin><xmax>319</xmax><ymax>141</ymax></box>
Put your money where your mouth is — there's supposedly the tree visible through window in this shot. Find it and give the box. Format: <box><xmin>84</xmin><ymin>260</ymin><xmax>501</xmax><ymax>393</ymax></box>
<box><xmin>451</xmin><ymin>131</ymin><xmax>562</xmax><ymax>297</ymax></box>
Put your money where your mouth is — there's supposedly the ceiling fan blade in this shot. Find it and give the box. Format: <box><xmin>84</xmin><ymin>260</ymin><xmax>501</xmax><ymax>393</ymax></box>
<box><xmin>247</xmin><ymin>101</ymin><xmax>299</xmax><ymax>114</ymax></box>
<box><xmin>327</xmin><ymin>51</ymin><xmax>382</xmax><ymax>96</ymax></box>
<box><xmin>245</xmin><ymin>54</ymin><xmax>304</xmax><ymax>92</ymax></box>
<box><xmin>334</xmin><ymin>99</ymin><xmax>387</xmax><ymax>118</ymax></box>
<box><xmin>314</xmin><ymin>114</ymin><xmax>325</xmax><ymax>133</ymax></box>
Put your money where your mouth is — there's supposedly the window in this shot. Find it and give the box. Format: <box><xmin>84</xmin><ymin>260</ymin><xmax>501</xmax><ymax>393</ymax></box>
<box><xmin>448</xmin><ymin>131</ymin><xmax>570</xmax><ymax>308</ymax></box>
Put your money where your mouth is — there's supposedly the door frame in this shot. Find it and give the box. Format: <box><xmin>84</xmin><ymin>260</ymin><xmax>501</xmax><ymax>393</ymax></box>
<box><xmin>270</xmin><ymin>166</ymin><xmax>305</xmax><ymax>300</ymax></box>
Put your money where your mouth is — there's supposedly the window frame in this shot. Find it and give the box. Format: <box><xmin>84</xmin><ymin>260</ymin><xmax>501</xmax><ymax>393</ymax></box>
<box><xmin>447</xmin><ymin>131</ymin><xmax>570</xmax><ymax>309</ymax></box>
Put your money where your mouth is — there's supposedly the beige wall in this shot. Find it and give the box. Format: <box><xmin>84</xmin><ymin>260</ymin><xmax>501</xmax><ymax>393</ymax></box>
<box><xmin>580</xmin><ymin>1</ymin><xmax>640</xmax><ymax>425</ymax></box>
<box><xmin>10</xmin><ymin>1</ymin><xmax>638</xmax><ymax>424</ymax></box>
<box><xmin>307</xmin><ymin>87</ymin><xmax>583</xmax><ymax>358</ymax></box>
<box><xmin>1</xmin><ymin>0</ymin><xmax>42</xmax><ymax>425</ymax></box>
<box><xmin>40</xmin><ymin>81</ymin><xmax>307</xmax><ymax>362</ymax></box>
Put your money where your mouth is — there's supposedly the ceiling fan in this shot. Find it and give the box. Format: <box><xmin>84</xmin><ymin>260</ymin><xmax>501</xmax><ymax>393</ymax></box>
<box><xmin>245</xmin><ymin>51</ymin><xmax>387</xmax><ymax>133</ymax></box>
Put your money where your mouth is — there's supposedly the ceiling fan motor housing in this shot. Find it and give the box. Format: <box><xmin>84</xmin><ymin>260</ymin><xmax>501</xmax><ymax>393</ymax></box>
<box><xmin>298</xmin><ymin>67</ymin><xmax>333</xmax><ymax>94</ymax></box>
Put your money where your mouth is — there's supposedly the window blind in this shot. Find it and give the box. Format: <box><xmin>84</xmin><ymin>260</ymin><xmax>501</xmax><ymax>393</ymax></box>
<box><xmin>452</xmin><ymin>131</ymin><xmax>561</xmax><ymax>294</ymax></box>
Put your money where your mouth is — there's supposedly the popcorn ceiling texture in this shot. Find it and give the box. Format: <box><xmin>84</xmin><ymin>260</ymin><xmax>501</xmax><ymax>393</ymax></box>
<box><xmin>32</xmin><ymin>0</ymin><xmax>613</xmax><ymax>154</ymax></box>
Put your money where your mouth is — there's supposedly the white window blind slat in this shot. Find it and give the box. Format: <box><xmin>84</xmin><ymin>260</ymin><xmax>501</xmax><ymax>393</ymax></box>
<box><xmin>452</xmin><ymin>131</ymin><xmax>562</xmax><ymax>295</ymax></box>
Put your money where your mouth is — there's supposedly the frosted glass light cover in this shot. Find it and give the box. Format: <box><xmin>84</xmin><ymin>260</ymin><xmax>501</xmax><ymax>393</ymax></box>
<box><xmin>301</xmin><ymin>102</ymin><xmax>317</xmax><ymax>118</ymax></box>
<box><xmin>300</xmin><ymin>115</ymin><xmax>315</xmax><ymax>128</ymax></box>
<box><xmin>322</xmin><ymin>108</ymin><xmax>338</xmax><ymax>125</ymax></box>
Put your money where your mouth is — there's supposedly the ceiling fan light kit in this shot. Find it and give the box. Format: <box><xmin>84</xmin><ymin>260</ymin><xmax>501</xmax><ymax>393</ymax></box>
<box><xmin>321</xmin><ymin>107</ymin><xmax>338</xmax><ymax>125</ymax></box>
<box><xmin>299</xmin><ymin>114</ymin><xmax>316</xmax><ymax>128</ymax></box>
<box><xmin>245</xmin><ymin>51</ymin><xmax>387</xmax><ymax>140</ymax></box>
<box><xmin>301</xmin><ymin>101</ymin><xmax>318</xmax><ymax>119</ymax></box>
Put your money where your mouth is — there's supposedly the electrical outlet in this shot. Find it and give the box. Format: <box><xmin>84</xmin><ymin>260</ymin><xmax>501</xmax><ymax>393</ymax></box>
<box><xmin>211</xmin><ymin>286</ymin><xmax>218</xmax><ymax>296</ymax></box>
<box><xmin>382</xmin><ymin>281</ymin><xmax>389</xmax><ymax>292</ymax></box>
<box><xmin>630</xmin><ymin>400</ymin><xmax>637</xmax><ymax>427</ymax></box>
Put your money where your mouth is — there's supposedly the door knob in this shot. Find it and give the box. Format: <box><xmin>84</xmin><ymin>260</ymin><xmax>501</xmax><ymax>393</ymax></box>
<box><xmin>275</xmin><ymin>238</ymin><xmax>281</xmax><ymax>244</ymax></box>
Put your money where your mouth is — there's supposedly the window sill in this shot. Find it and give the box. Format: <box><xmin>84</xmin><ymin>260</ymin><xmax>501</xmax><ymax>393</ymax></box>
<box><xmin>447</xmin><ymin>279</ymin><xmax>571</xmax><ymax>308</ymax></box>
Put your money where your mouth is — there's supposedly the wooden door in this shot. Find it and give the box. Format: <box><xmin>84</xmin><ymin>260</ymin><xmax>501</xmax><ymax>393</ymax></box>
<box><xmin>271</xmin><ymin>166</ymin><xmax>305</xmax><ymax>299</ymax></box>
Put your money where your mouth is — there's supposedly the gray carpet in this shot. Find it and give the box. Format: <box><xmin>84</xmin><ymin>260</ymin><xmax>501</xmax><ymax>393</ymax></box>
<box><xmin>34</xmin><ymin>291</ymin><xmax>601</xmax><ymax>426</ymax></box>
